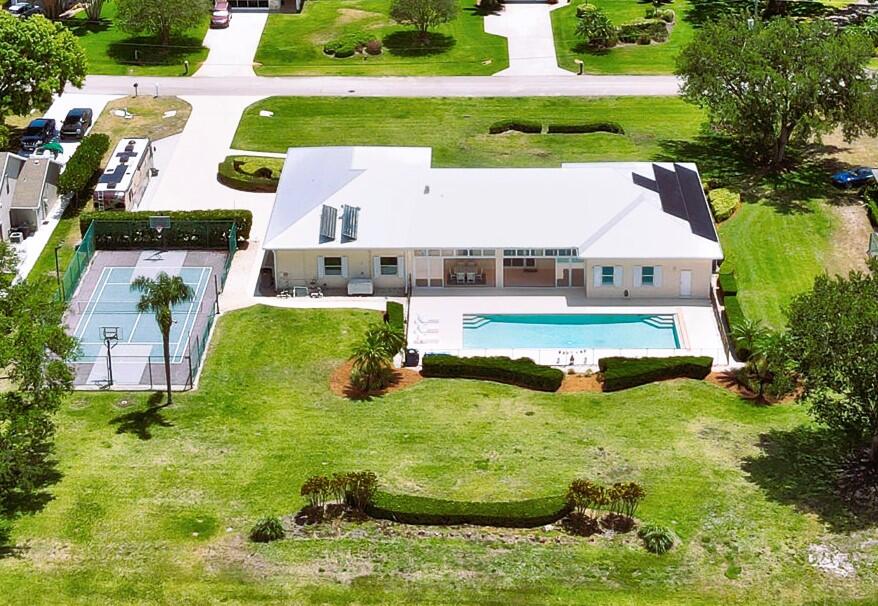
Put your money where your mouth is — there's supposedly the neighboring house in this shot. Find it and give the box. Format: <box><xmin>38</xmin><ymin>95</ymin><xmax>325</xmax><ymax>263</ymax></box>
<box><xmin>262</xmin><ymin>147</ymin><xmax>724</xmax><ymax>298</ymax></box>
<box><xmin>0</xmin><ymin>151</ymin><xmax>61</xmax><ymax>242</ymax></box>
<box><xmin>225</xmin><ymin>0</ymin><xmax>301</xmax><ymax>11</ymax></box>
<box><xmin>93</xmin><ymin>138</ymin><xmax>154</xmax><ymax>211</ymax></box>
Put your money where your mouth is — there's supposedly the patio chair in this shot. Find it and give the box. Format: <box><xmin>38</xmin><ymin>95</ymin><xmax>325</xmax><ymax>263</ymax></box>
<box><xmin>466</xmin><ymin>272</ymin><xmax>476</xmax><ymax>284</ymax></box>
<box><xmin>455</xmin><ymin>272</ymin><xmax>466</xmax><ymax>284</ymax></box>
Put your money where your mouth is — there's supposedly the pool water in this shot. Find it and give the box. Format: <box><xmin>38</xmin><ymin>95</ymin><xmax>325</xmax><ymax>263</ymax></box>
<box><xmin>462</xmin><ymin>314</ymin><xmax>680</xmax><ymax>350</ymax></box>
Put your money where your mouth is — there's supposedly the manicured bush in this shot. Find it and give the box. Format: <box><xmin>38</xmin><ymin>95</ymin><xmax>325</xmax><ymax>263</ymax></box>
<box><xmin>546</xmin><ymin>122</ymin><xmax>624</xmax><ymax>135</ymax></box>
<box><xmin>618</xmin><ymin>20</ymin><xmax>668</xmax><ymax>44</ymax></box>
<box><xmin>324</xmin><ymin>31</ymin><xmax>378</xmax><ymax>58</ymax></box>
<box><xmin>562</xmin><ymin>511</ymin><xmax>601</xmax><ymax>536</ymax></box>
<box><xmin>639</xmin><ymin>524</ymin><xmax>675</xmax><ymax>554</ymax></box>
<box><xmin>658</xmin><ymin>8</ymin><xmax>675</xmax><ymax>23</ymax></box>
<box><xmin>606</xmin><ymin>481</ymin><xmax>645</xmax><ymax>518</ymax></box>
<box><xmin>488</xmin><ymin>120</ymin><xmax>542</xmax><ymax>135</ymax></box>
<box><xmin>344</xmin><ymin>470</ymin><xmax>379</xmax><ymax>513</ymax></box>
<box><xmin>217</xmin><ymin>156</ymin><xmax>282</xmax><ymax>193</ymax></box>
<box><xmin>385</xmin><ymin>301</ymin><xmax>405</xmax><ymax>331</ymax></box>
<box><xmin>300</xmin><ymin>475</ymin><xmax>331</xmax><ymax>509</ymax></box>
<box><xmin>58</xmin><ymin>133</ymin><xmax>111</xmax><ymax>198</ymax></box>
<box><xmin>566</xmin><ymin>479</ymin><xmax>607</xmax><ymax>514</ymax></box>
<box><xmin>575</xmin><ymin>3</ymin><xmax>618</xmax><ymax>49</ymax></box>
<box><xmin>249</xmin><ymin>516</ymin><xmax>285</xmax><ymax>543</ymax></box>
<box><xmin>868</xmin><ymin>198</ymin><xmax>878</xmax><ymax>228</ymax></box>
<box><xmin>421</xmin><ymin>354</ymin><xmax>564</xmax><ymax>392</ymax></box>
<box><xmin>364</xmin><ymin>39</ymin><xmax>383</xmax><ymax>55</ymax></box>
<box><xmin>708</xmin><ymin>188</ymin><xmax>740</xmax><ymax>222</ymax></box>
<box><xmin>80</xmin><ymin>209</ymin><xmax>253</xmax><ymax>241</ymax></box>
<box><xmin>367</xmin><ymin>491</ymin><xmax>571</xmax><ymax>528</ymax></box>
<box><xmin>723</xmin><ymin>295</ymin><xmax>750</xmax><ymax>359</ymax></box>
<box><xmin>718</xmin><ymin>268</ymin><xmax>738</xmax><ymax>296</ymax></box>
<box><xmin>599</xmin><ymin>356</ymin><xmax>712</xmax><ymax>391</ymax></box>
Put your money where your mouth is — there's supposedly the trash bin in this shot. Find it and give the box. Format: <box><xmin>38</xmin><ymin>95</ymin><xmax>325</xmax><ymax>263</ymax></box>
<box><xmin>404</xmin><ymin>348</ymin><xmax>420</xmax><ymax>368</ymax></box>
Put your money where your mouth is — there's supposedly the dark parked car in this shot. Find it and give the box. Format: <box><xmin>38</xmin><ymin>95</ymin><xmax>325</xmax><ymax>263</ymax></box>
<box><xmin>7</xmin><ymin>2</ymin><xmax>42</xmax><ymax>17</ymax></box>
<box><xmin>210</xmin><ymin>2</ymin><xmax>231</xmax><ymax>28</ymax></box>
<box><xmin>831</xmin><ymin>167</ymin><xmax>876</xmax><ymax>189</ymax></box>
<box><xmin>20</xmin><ymin>118</ymin><xmax>56</xmax><ymax>153</ymax></box>
<box><xmin>60</xmin><ymin>108</ymin><xmax>93</xmax><ymax>140</ymax></box>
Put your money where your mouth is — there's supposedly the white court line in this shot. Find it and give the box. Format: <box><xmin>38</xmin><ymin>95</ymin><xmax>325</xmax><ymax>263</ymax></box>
<box><xmin>71</xmin><ymin>266</ymin><xmax>113</xmax><ymax>338</ymax></box>
<box><xmin>171</xmin><ymin>267</ymin><xmax>212</xmax><ymax>362</ymax></box>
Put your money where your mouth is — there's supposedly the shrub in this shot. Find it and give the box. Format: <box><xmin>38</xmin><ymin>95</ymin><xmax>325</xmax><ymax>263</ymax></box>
<box><xmin>367</xmin><ymin>491</ymin><xmax>571</xmax><ymax>527</ymax></box>
<box><xmin>488</xmin><ymin>120</ymin><xmax>542</xmax><ymax>135</ymax></box>
<box><xmin>718</xmin><ymin>269</ymin><xmax>738</xmax><ymax>296</ymax></box>
<box><xmin>723</xmin><ymin>296</ymin><xmax>750</xmax><ymax>359</ymax></box>
<box><xmin>639</xmin><ymin>524</ymin><xmax>675</xmax><ymax>554</ymax></box>
<box><xmin>385</xmin><ymin>301</ymin><xmax>405</xmax><ymax>331</ymax></box>
<box><xmin>300</xmin><ymin>475</ymin><xmax>331</xmax><ymax>509</ymax></box>
<box><xmin>575</xmin><ymin>3</ymin><xmax>618</xmax><ymax>49</ymax></box>
<box><xmin>80</xmin><ymin>209</ymin><xmax>253</xmax><ymax>241</ymax></box>
<box><xmin>659</xmin><ymin>8</ymin><xmax>675</xmax><ymax>23</ymax></box>
<box><xmin>607</xmin><ymin>482</ymin><xmax>645</xmax><ymax>518</ymax></box>
<box><xmin>868</xmin><ymin>198</ymin><xmax>878</xmax><ymax>228</ymax></box>
<box><xmin>599</xmin><ymin>356</ymin><xmax>712</xmax><ymax>391</ymax></box>
<box><xmin>546</xmin><ymin>122</ymin><xmax>624</xmax><ymax>135</ymax></box>
<box><xmin>566</xmin><ymin>479</ymin><xmax>607</xmax><ymax>514</ymax></box>
<box><xmin>618</xmin><ymin>20</ymin><xmax>668</xmax><ymax>44</ymax></box>
<box><xmin>562</xmin><ymin>511</ymin><xmax>601</xmax><ymax>536</ymax></box>
<box><xmin>217</xmin><ymin>156</ymin><xmax>281</xmax><ymax>193</ymax></box>
<box><xmin>323</xmin><ymin>31</ymin><xmax>377</xmax><ymax>58</ymax></box>
<box><xmin>249</xmin><ymin>516</ymin><xmax>284</xmax><ymax>543</ymax></box>
<box><xmin>58</xmin><ymin>133</ymin><xmax>111</xmax><ymax>198</ymax></box>
<box><xmin>708</xmin><ymin>188</ymin><xmax>740</xmax><ymax>222</ymax></box>
<box><xmin>637</xmin><ymin>34</ymin><xmax>651</xmax><ymax>45</ymax></box>
<box><xmin>364</xmin><ymin>39</ymin><xmax>383</xmax><ymax>55</ymax></box>
<box><xmin>344</xmin><ymin>470</ymin><xmax>379</xmax><ymax>513</ymax></box>
<box><xmin>421</xmin><ymin>354</ymin><xmax>564</xmax><ymax>392</ymax></box>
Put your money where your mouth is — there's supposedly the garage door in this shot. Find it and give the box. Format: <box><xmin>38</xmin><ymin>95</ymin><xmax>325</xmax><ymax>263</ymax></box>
<box><xmin>229</xmin><ymin>0</ymin><xmax>269</xmax><ymax>7</ymax></box>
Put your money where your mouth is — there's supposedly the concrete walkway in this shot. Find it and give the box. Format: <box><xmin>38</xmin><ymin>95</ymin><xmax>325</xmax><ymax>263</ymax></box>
<box><xmin>195</xmin><ymin>10</ymin><xmax>268</xmax><ymax>78</ymax></box>
<box><xmin>485</xmin><ymin>4</ymin><xmax>571</xmax><ymax>77</ymax></box>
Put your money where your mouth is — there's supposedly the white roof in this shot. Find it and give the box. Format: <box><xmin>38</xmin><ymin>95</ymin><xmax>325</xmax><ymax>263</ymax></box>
<box><xmin>94</xmin><ymin>138</ymin><xmax>150</xmax><ymax>196</ymax></box>
<box><xmin>264</xmin><ymin>147</ymin><xmax>723</xmax><ymax>260</ymax></box>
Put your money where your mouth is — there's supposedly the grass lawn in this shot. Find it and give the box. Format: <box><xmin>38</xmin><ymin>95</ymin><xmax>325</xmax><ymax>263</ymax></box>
<box><xmin>551</xmin><ymin>0</ymin><xmax>694</xmax><ymax>75</ymax></box>
<box><xmin>253</xmin><ymin>0</ymin><xmax>508</xmax><ymax>76</ymax></box>
<box><xmin>63</xmin><ymin>1</ymin><xmax>209</xmax><ymax>76</ymax></box>
<box><xmin>1</xmin><ymin>305</ymin><xmax>876</xmax><ymax>604</ymax></box>
<box><xmin>27</xmin><ymin>97</ymin><xmax>192</xmax><ymax>285</ymax></box>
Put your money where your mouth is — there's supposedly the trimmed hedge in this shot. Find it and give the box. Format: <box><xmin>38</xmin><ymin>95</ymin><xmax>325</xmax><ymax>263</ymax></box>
<box><xmin>618</xmin><ymin>20</ymin><xmax>669</xmax><ymax>44</ymax></box>
<box><xmin>366</xmin><ymin>491</ymin><xmax>571</xmax><ymax>528</ymax></box>
<box><xmin>718</xmin><ymin>270</ymin><xmax>738</xmax><ymax>296</ymax></box>
<box><xmin>217</xmin><ymin>156</ymin><xmax>282</xmax><ymax>193</ymax></box>
<box><xmin>421</xmin><ymin>354</ymin><xmax>564</xmax><ymax>392</ymax></box>
<box><xmin>867</xmin><ymin>197</ymin><xmax>878</xmax><ymax>228</ymax></box>
<box><xmin>599</xmin><ymin>356</ymin><xmax>712</xmax><ymax>391</ymax></box>
<box><xmin>80</xmin><ymin>209</ymin><xmax>252</xmax><ymax>241</ymax></box>
<box><xmin>386</xmin><ymin>301</ymin><xmax>404</xmax><ymax>332</ymax></box>
<box><xmin>324</xmin><ymin>31</ymin><xmax>380</xmax><ymax>58</ymax></box>
<box><xmin>488</xmin><ymin>120</ymin><xmax>542</xmax><ymax>135</ymax></box>
<box><xmin>708</xmin><ymin>188</ymin><xmax>739</xmax><ymax>222</ymax></box>
<box><xmin>58</xmin><ymin>133</ymin><xmax>111</xmax><ymax>197</ymax></box>
<box><xmin>722</xmin><ymin>295</ymin><xmax>751</xmax><ymax>359</ymax></box>
<box><xmin>546</xmin><ymin>122</ymin><xmax>624</xmax><ymax>135</ymax></box>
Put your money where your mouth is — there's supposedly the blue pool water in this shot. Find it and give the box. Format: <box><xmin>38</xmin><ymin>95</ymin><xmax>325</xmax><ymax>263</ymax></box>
<box><xmin>462</xmin><ymin>314</ymin><xmax>680</xmax><ymax>350</ymax></box>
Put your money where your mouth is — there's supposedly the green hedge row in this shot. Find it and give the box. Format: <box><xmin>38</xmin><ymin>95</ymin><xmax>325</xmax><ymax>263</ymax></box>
<box><xmin>599</xmin><ymin>356</ymin><xmax>712</xmax><ymax>391</ymax></box>
<box><xmin>57</xmin><ymin>133</ymin><xmax>111</xmax><ymax>197</ymax></box>
<box><xmin>867</xmin><ymin>198</ymin><xmax>878</xmax><ymax>228</ymax></box>
<box><xmin>488</xmin><ymin>120</ymin><xmax>542</xmax><ymax>135</ymax></box>
<box><xmin>618</xmin><ymin>20</ymin><xmax>669</xmax><ymax>44</ymax></box>
<box><xmin>723</xmin><ymin>295</ymin><xmax>751</xmax><ymax>359</ymax></box>
<box><xmin>546</xmin><ymin>122</ymin><xmax>624</xmax><ymax>135</ymax></box>
<box><xmin>366</xmin><ymin>491</ymin><xmax>571</xmax><ymax>528</ymax></box>
<box><xmin>80</xmin><ymin>209</ymin><xmax>253</xmax><ymax>241</ymax></box>
<box><xmin>386</xmin><ymin>301</ymin><xmax>404</xmax><ymax>332</ymax></box>
<box><xmin>217</xmin><ymin>156</ymin><xmax>281</xmax><ymax>193</ymax></box>
<box><xmin>718</xmin><ymin>270</ymin><xmax>738</xmax><ymax>296</ymax></box>
<box><xmin>421</xmin><ymin>354</ymin><xmax>564</xmax><ymax>392</ymax></box>
<box><xmin>708</xmin><ymin>188</ymin><xmax>740</xmax><ymax>222</ymax></box>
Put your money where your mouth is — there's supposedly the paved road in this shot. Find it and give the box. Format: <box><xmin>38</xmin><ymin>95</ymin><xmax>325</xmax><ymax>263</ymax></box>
<box><xmin>73</xmin><ymin>74</ymin><xmax>681</xmax><ymax>97</ymax></box>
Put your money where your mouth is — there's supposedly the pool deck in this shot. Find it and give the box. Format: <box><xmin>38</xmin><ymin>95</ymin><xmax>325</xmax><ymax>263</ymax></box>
<box><xmin>407</xmin><ymin>289</ymin><xmax>729</xmax><ymax>369</ymax></box>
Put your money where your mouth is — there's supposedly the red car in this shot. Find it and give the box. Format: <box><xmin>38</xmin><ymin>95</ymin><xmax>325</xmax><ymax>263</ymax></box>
<box><xmin>210</xmin><ymin>2</ymin><xmax>231</xmax><ymax>28</ymax></box>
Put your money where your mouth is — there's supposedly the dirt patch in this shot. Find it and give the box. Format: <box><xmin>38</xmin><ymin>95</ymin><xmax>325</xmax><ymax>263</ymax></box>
<box><xmin>329</xmin><ymin>359</ymin><xmax>422</xmax><ymax>400</ymax></box>
<box><xmin>825</xmin><ymin>203</ymin><xmax>871</xmax><ymax>276</ymax></box>
<box><xmin>198</xmin><ymin>533</ymin><xmax>280</xmax><ymax>579</ymax></box>
<box><xmin>705</xmin><ymin>371</ymin><xmax>797</xmax><ymax>404</ymax></box>
<box><xmin>335</xmin><ymin>8</ymin><xmax>382</xmax><ymax>25</ymax></box>
<box><xmin>23</xmin><ymin>539</ymin><xmax>80</xmax><ymax>571</ymax></box>
<box><xmin>558</xmin><ymin>373</ymin><xmax>602</xmax><ymax>393</ymax></box>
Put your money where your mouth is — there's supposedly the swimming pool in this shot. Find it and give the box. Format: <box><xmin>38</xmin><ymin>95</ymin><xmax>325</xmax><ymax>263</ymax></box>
<box><xmin>462</xmin><ymin>314</ymin><xmax>680</xmax><ymax>350</ymax></box>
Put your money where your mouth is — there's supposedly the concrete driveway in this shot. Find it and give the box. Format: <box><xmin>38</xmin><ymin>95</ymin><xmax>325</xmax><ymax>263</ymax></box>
<box><xmin>485</xmin><ymin>4</ymin><xmax>571</xmax><ymax>77</ymax></box>
<box><xmin>195</xmin><ymin>10</ymin><xmax>268</xmax><ymax>78</ymax></box>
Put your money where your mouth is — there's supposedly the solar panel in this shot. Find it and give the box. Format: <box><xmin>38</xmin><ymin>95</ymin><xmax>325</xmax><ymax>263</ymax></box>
<box><xmin>675</xmin><ymin>163</ymin><xmax>718</xmax><ymax>242</ymax></box>
<box><xmin>653</xmin><ymin>164</ymin><xmax>687</xmax><ymax>221</ymax></box>
<box><xmin>341</xmin><ymin>205</ymin><xmax>360</xmax><ymax>241</ymax></box>
<box><xmin>319</xmin><ymin>204</ymin><xmax>337</xmax><ymax>241</ymax></box>
<box><xmin>99</xmin><ymin>165</ymin><xmax>127</xmax><ymax>184</ymax></box>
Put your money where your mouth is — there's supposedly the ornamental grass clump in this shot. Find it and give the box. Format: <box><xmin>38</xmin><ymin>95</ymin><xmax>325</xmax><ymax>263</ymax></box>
<box><xmin>639</xmin><ymin>524</ymin><xmax>676</xmax><ymax>554</ymax></box>
<box><xmin>249</xmin><ymin>516</ymin><xmax>285</xmax><ymax>543</ymax></box>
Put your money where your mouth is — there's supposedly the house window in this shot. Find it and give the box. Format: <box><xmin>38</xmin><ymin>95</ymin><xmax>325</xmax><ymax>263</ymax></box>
<box><xmin>641</xmin><ymin>266</ymin><xmax>655</xmax><ymax>286</ymax></box>
<box><xmin>380</xmin><ymin>256</ymin><xmax>398</xmax><ymax>276</ymax></box>
<box><xmin>323</xmin><ymin>256</ymin><xmax>343</xmax><ymax>276</ymax></box>
<box><xmin>601</xmin><ymin>266</ymin><xmax>615</xmax><ymax>286</ymax></box>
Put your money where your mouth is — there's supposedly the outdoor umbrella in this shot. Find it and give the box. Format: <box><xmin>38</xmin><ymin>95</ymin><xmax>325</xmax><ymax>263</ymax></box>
<box><xmin>39</xmin><ymin>141</ymin><xmax>64</xmax><ymax>156</ymax></box>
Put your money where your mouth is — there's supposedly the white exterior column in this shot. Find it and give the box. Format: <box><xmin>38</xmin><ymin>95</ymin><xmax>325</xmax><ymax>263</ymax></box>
<box><xmin>495</xmin><ymin>255</ymin><xmax>504</xmax><ymax>288</ymax></box>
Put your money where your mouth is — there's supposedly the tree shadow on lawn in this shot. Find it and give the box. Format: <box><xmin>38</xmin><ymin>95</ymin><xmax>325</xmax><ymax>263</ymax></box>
<box><xmin>742</xmin><ymin>426</ymin><xmax>877</xmax><ymax>532</ymax></box>
<box><xmin>684</xmin><ymin>0</ymin><xmax>829</xmax><ymax>27</ymax></box>
<box><xmin>107</xmin><ymin>35</ymin><xmax>205</xmax><ymax>68</ymax></box>
<box><xmin>657</xmin><ymin>134</ymin><xmax>852</xmax><ymax>215</ymax></box>
<box><xmin>383</xmin><ymin>31</ymin><xmax>456</xmax><ymax>57</ymax></box>
<box><xmin>63</xmin><ymin>18</ymin><xmax>112</xmax><ymax>37</ymax></box>
<box><xmin>0</xmin><ymin>460</ymin><xmax>63</xmax><ymax>558</ymax></box>
<box><xmin>109</xmin><ymin>392</ymin><xmax>173</xmax><ymax>440</ymax></box>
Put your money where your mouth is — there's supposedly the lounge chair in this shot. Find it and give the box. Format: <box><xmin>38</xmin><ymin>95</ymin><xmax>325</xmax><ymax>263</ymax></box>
<box><xmin>417</xmin><ymin>324</ymin><xmax>439</xmax><ymax>334</ymax></box>
<box><xmin>417</xmin><ymin>314</ymin><xmax>439</xmax><ymax>324</ymax></box>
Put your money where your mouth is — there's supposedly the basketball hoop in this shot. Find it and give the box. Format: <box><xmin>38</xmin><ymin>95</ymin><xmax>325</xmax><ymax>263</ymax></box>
<box><xmin>149</xmin><ymin>215</ymin><xmax>171</xmax><ymax>235</ymax></box>
<box><xmin>100</xmin><ymin>326</ymin><xmax>121</xmax><ymax>387</ymax></box>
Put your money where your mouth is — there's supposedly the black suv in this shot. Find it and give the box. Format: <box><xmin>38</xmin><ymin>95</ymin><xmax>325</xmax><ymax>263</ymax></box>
<box><xmin>20</xmin><ymin>118</ymin><xmax>56</xmax><ymax>153</ymax></box>
<box><xmin>60</xmin><ymin>108</ymin><xmax>93</xmax><ymax>140</ymax></box>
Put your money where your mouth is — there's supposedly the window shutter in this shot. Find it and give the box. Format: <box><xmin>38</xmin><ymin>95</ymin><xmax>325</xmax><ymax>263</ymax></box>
<box><xmin>373</xmin><ymin>256</ymin><xmax>380</xmax><ymax>277</ymax></box>
<box><xmin>654</xmin><ymin>266</ymin><xmax>663</xmax><ymax>288</ymax></box>
<box><xmin>397</xmin><ymin>256</ymin><xmax>405</xmax><ymax>278</ymax></box>
<box><xmin>613</xmin><ymin>266</ymin><xmax>623</xmax><ymax>288</ymax></box>
<box><xmin>593</xmin><ymin>266</ymin><xmax>602</xmax><ymax>288</ymax></box>
<box><xmin>633</xmin><ymin>265</ymin><xmax>642</xmax><ymax>287</ymax></box>
<box><xmin>317</xmin><ymin>256</ymin><xmax>325</xmax><ymax>278</ymax></box>
<box><xmin>341</xmin><ymin>256</ymin><xmax>349</xmax><ymax>278</ymax></box>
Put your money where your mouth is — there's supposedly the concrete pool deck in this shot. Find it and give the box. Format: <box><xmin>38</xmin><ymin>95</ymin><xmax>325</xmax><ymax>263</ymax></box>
<box><xmin>407</xmin><ymin>289</ymin><xmax>729</xmax><ymax>369</ymax></box>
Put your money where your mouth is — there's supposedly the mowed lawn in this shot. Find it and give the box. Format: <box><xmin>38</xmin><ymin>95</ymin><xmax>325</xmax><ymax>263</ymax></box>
<box><xmin>551</xmin><ymin>0</ymin><xmax>695</xmax><ymax>75</ymax></box>
<box><xmin>254</xmin><ymin>0</ymin><xmax>508</xmax><ymax>75</ymax></box>
<box><xmin>63</xmin><ymin>0</ymin><xmax>209</xmax><ymax>76</ymax></box>
<box><xmin>233</xmin><ymin>96</ymin><xmax>841</xmax><ymax>325</ymax></box>
<box><xmin>2</xmin><ymin>305</ymin><xmax>875</xmax><ymax>604</ymax></box>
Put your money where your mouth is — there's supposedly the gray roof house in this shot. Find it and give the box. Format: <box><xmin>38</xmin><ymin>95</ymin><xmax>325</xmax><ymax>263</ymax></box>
<box><xmin>0</xmin><ymin>153</ymin><xmax>61</xmax><ymax>242</ymax></box>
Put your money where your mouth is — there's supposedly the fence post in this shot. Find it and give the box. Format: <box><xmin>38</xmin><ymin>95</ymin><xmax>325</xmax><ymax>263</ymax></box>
<box><xmin>148</xmin><ymin>357</ymin><xmax>153</xmax><ymax>390</ymax></box>
<box><xmin>214</xmin><ymin>274</ymin><xmax>220</xmax><ymax>315</ymax></box>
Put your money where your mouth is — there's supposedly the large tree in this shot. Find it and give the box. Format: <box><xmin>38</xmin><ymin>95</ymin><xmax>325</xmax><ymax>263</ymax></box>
<box><xmin>0</xmin><ymin>242</ymin><xmax>76</xmax><ymax>503</ymax></box>
<box><xmin>0</xmin><ymin>12</ymin><xmax>86</xmax><ymax>141</ymax></box>
<box><xmin>785</xmin><ymin>266</ymin><xmax>878</xmax><ymax>468</ymax></box>
<box><xmin>116</xmin><ymin>0</ymin><xmax>210</xmax><ymax>46</ymax></box>
<box><xmin>676</xmin><ymin>17</ymin><xmax>878</xmax><ymax>167</ymax></box>
<box><xmin>389</xmin><ymin>0</ymin><xmax>459</xmax><ymax>42</ymax></box>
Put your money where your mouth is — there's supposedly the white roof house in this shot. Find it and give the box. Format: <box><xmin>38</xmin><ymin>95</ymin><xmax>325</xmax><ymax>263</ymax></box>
<box><xmin>264</xmin><ymin>147</ymin><xmax>723</xmax><ymax>261</ymax></box>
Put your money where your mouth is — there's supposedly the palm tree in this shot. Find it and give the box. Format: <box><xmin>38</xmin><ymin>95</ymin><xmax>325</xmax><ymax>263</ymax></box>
<box><xmin>131</xmin><ymin>272</ymin><xmax>193</xmax><ymax>405</ymax></box>
<box><xmin>731</xmin><ymin>317</ymin><xmax>767</xmax><ymax>359</ymax></box>
<box><xmin>349</xmin><ymin>321</ymin><xmax>406</xmax><ymax>393</ymax></box>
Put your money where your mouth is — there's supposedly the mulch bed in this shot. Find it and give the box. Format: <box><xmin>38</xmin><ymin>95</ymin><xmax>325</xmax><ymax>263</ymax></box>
<box><xmin>329</xmin><ymin>360</ymin><xmax>423</xmax><ymax>400</ymax></box>
<box><xmin>558</xmin><ymin>373</ymin><xmax>603</xmax><ymax>393</ymax></box>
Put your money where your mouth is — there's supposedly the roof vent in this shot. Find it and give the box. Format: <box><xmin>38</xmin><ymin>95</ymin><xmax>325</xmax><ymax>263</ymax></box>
<box><xmin>424</xmin><ymin>185</ymin><xmax>430</xmax><ymax>194</ymax></box>
<box><xmin>319</xmin><ymin>204</ymin><xmax>338</xmax><ymax>241</ymax></box>
<box><xmin>341</xmin><ymin>205</ymin><xmax>360</xmax><ymax>241</ymax></box>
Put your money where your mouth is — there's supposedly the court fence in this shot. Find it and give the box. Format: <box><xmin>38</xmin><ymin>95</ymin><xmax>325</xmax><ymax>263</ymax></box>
<box><xmin>89</xmin><ymin>219</ymin><xmax>237</xmax><ymax>251</ymax></box>
<box><xmin>59</xmin><ymin>221</ymin><xmax>96</xmax><ymax>302</ymax></box>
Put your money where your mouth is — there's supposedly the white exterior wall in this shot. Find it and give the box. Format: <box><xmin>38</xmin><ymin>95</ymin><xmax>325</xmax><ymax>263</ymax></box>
<box><xmin>274</xmin><ymin>249</ymin><xmax>408</xmax><ymax>290</ymax></box>
<box><xmin>585</xmin><ymin>258</ymin><xmax>713</xmax><ymax>299</ymax></box>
